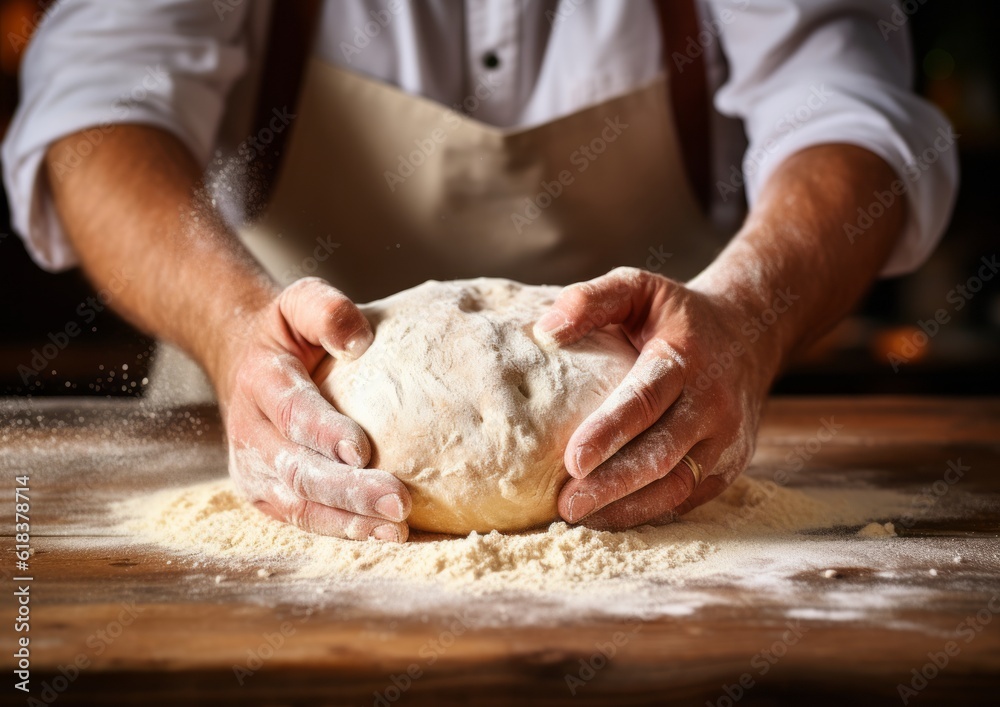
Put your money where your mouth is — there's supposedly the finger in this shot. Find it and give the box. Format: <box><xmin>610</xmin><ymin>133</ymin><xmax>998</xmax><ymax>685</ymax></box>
<box><xmin>248</xmin><ymin>352</ymin><xmax>372</xmax><ymax>466</ymax></box>
<box><xmin>232</xmin><ymin>417</ymin><xmax>410</xmax><ymax>522</ymax></box>
<box><xmin>566</xmin><ymin>337</ymin><xmax>686</xmax><ymax>478</ymax></box>
<box><xmin>279</xmin><ymin>277</ymin><xmax>374</xmax><ymax>360</ymax></box>
<box><xmin>558</xmin><ymin>417</ymin><xmax>694</xmax><ymax>523</ymax></box>
<box><xmin>533</xmin><ymin>267</ymin><xmax>657</xmax><ymax>346</ymax></box>
<box><xmin>671</xmin><ymin>474</ymin><xmax>729</xmax><ymax>517</ymax></box>
<box><xmin>578</xmin><ymin>443</ymin><xmax>723</xmax><ymax>531</ymax></box>
<box><xmin>252</xmin><ymin>484</ymin><xmax>408</xmax><ymax>542</ymax></box>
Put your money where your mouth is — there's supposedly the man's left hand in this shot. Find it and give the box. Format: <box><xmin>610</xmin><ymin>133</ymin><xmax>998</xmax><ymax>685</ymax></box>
<box><xmin>534</xmin><ymin>266</ymin><xmax>780</xmax><ymax>530</ymax></box>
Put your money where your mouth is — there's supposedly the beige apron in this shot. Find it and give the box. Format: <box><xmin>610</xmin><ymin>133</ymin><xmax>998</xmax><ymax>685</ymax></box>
<box><xmin>241</xmin><ymin>57</ymin><xmax>721</xmax><ymax>300</ymax></box>
<box><xmin>147</xmin><ymin>57</ymin><xmax>722</xmax><ymax>403</ymax></box>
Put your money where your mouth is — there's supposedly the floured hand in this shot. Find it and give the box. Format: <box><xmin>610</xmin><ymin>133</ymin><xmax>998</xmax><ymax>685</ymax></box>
<box><xmin>534</xmin><ymin>267</ymin><xmax>779</xmax><ymax>530</ymax></box>
<box><xmin>217</xmin><ymin>277</ymin><xmax>411</xmax><ymax>542</ymax></box>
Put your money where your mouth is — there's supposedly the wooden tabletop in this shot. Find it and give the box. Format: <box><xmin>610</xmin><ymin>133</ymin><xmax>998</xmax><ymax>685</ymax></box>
<box><xmin>2</xmin><ymin>396</ymin><xmax>999</xmax><ymax>706</ymax></box>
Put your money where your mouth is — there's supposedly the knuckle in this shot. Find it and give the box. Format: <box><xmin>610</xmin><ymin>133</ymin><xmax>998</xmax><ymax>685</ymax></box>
<box><xmin>625</xmin><ymin>383</ymin><xmax>660</xmax><ymax>425</ymax></box>
<box><xmin>563</xmin><ymin>281</ymin><xmax>598</xmax><ymax>308</ymax></box>
<box><xmin>273</xmin><ymin>393</ymin><xmax>300</xmax><ymax>439</ymax></box>
<box><xmin>278</xmin><ymin>453</ymin><xmax>305</xmax><ymax>497</ymax></box>
<box><xmin>284</xmin><ymin>276</ymin><xmax>327</xmax><ymax>298</ymax></box>
<box><xmin>609</xmin><ymin>265</ymin><xmax>639</xmax><ymax>280</ymax></box>
<box><xmin>286</xmin><ymin>498</ymin><xmax>313</xmax><ymax>532</ymax></box>
<box><xmin>599</xmin><ymin>470</ymin><xmax>630</xmax><ymax>504</ymax></box>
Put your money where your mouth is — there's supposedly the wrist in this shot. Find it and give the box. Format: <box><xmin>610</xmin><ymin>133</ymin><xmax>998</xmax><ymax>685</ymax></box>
<box><xmin>201</xmin><ymin>282</ymin><xmax>280</xmax><ymax>408</ymax></box>
<box><xmin>688</xmin><ymin>238</ymin><xmax>797</xmax><ymax>389</ymax></box>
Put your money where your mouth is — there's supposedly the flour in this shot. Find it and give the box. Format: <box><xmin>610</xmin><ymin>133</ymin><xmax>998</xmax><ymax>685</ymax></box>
<box><xmin>116</xmin><ymin>474</ymin><xmax>906</xmax><ymax>594</ymax></box>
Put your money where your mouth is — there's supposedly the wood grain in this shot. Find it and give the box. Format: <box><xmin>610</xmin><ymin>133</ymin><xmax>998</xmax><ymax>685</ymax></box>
<box><xmin>2</xmin><ymin>396</ymin><xmax>999</xmax><ymax>706</ymax></box>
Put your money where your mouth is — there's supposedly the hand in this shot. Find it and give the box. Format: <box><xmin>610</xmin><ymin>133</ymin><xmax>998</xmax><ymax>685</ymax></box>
<box><xmin>216</xmin><ymin>277</ymin><xmax>411</xmax><ymax>541</ymax></box>
<box><xmin>533</xmin><ymin>267</ymin><xmax>781</xmax><ymax>530</ymax></box>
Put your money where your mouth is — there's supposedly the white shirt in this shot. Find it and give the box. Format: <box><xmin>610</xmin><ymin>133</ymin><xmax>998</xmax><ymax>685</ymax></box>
<box><xmin>2</xmin><ymin>0</ymin><xmax>958</xmax><ymax>276</ymax></box>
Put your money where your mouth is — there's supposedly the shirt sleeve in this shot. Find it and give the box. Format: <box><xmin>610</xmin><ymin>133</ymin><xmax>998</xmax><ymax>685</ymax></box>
<box><xmin>1</xmin><ymin>0</ymin><xmax>252</xmax><ymax>271</ymax></box>
<box><xmin>709</xmin><ymin>0</ymin><xmax>959</xmax><ymax>277</ymax></box>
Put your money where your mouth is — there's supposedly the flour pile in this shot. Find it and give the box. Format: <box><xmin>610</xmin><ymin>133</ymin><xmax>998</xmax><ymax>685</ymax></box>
<box><xmin>117</xmin><ymin>475</ymin><xmax>904</xmax><ymax>593</ymax></box>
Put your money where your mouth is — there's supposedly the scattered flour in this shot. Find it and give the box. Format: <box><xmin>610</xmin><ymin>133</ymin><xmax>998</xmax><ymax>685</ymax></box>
<box><xmin>116</xmin><ymin>474</ymin><xmax>907</xmax><ymax>593</ymax></box>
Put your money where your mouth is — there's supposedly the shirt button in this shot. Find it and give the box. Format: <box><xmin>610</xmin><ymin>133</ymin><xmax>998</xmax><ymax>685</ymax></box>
<box><xmin>482</xmin><ymin>51</ymin><xmax>500</xmax><ymax>69</ymax></box>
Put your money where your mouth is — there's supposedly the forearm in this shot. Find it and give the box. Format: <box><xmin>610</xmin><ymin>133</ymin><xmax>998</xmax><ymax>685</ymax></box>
<box><xmin>690</xmin><ymin>144</ymin><xmax>906</xmax><ymax>378</ymax></box>
<box><xmin>45</xmin><ymin>125</ymin><xmax>278</xmax><ymax>397</ymax></box>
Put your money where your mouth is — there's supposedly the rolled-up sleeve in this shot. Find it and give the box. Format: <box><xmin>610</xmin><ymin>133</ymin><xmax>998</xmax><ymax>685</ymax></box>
<box><xmin>710</xmin><ymin>0</ymin><xmax>959</xmax><ymax>276</ymax></box>
<box><xmin>1</xmin><ymin>0</ymin><xmax>251</xmax><ymax>271</ymax></box>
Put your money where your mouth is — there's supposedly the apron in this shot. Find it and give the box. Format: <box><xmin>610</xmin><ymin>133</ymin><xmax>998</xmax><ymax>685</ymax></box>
<box><xmin>146</xmin><ymin>56</ymin><xmax>722</xmax><ymax>403</ymax></box>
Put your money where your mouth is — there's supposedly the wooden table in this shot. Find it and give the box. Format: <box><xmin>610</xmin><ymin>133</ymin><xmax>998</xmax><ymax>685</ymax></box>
<box><xmin>2</xmin><ymin>396</ymin><xmax>999</xmax><ymax>706</ymax></box>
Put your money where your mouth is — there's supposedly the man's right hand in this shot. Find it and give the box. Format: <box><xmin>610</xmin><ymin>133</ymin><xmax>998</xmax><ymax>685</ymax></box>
<box><xmin>45</xmin><ymin>127</ymin><xmax>409</xmax><ymax>541</ymax></box>
<box><xmin>217</xmin><ymin>277</ymin><xmax>411</xmax><ymax>542</ymax></box>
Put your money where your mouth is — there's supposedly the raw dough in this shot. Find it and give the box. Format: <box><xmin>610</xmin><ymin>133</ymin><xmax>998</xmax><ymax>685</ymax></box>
<box><xmin>315</xmin><ymin>278</ymin><xmax>637</xmax><ymax>534</ymax></box>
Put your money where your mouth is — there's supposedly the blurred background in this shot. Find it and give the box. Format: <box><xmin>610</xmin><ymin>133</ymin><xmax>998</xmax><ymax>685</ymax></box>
<box><xmin>1</xmin><ymin>0</ymin><xmax>997</xmax><ymax>398</ymax></box>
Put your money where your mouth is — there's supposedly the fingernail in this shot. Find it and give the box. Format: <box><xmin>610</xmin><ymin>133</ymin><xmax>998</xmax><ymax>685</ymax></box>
<box><xmin>534</xmin><ymin>311</ymin><xmax>569</xmax><ymax>342</ymax></box>
<box><xmin>343</xmin><ymin>330</ymin><xmax>374</xmax><ymax>360</ymax></box>
<box><xmin>370</xmin><ymin>524</ymin><xmax>400</xmax><ymax>542</ymax></box>
<box><xmin>337</xmin><ymin>440</ymin><xmax>363</xmax><ymax>467</ymax></box>
<box><xmin>374</xmin><ymin>494</ymin><xmax>405</xmax><ymax>521</ymax></box>
<box><xmin>567</xmin><ymin>492</ymin><xmax>596</xmax><ymax>522</ymax></box>
<box><xmin>573</xmin><ymin>444</ymin><xmax>598</xmax><ymax>478</ymax></box>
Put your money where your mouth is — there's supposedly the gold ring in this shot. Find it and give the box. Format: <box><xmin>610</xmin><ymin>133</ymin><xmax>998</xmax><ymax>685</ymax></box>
<box><xmin>681</xmin><ymin>454</ymin><xmax>702</xmax><ymax>487</ymax></box>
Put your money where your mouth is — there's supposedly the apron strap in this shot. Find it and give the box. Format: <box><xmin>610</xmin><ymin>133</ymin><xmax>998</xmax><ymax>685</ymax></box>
<box><xmin>250</xmin><ymin>0</ymin><xmax>322</xmax><ymax>215</ymax></box>
<box><xmin>655</xmin><ymin>0</ymin><xmax>712</xmax><ymax>213</ymax></box>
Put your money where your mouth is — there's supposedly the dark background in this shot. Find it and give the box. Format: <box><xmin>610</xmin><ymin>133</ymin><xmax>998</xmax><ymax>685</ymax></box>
<box><xmin>1</xmin><ymin>1</ymin><xmax>997</xmax><ymax>398</ymax></box>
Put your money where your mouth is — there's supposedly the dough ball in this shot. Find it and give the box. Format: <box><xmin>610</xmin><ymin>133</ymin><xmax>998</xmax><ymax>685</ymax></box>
<box><xmin>316</xmin><ymin>278</ymin><xmax>637</xmax><ymax>534</ymax></box>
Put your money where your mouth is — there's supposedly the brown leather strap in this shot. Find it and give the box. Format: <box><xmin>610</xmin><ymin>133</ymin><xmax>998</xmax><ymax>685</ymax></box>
<box><xmin>655</xmin><ymin>0</ymin><xmax>712</xmax><ymax>213</ymax></box>
<box><xmin>249</xmin><ymin>0</ymin><xmax>321</xmax><ymax>213</ymax></box>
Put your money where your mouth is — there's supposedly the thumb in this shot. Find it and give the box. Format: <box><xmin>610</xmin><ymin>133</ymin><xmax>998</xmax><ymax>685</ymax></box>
<box><xmin>278</xmin><ymin>277</ymin><xmax>374</xmax><ymax>361</ymax></box>
<box><xmin>533</xmin><ymin>267</ymin><xmax>653</xmax><ymax>346</ymax></box>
